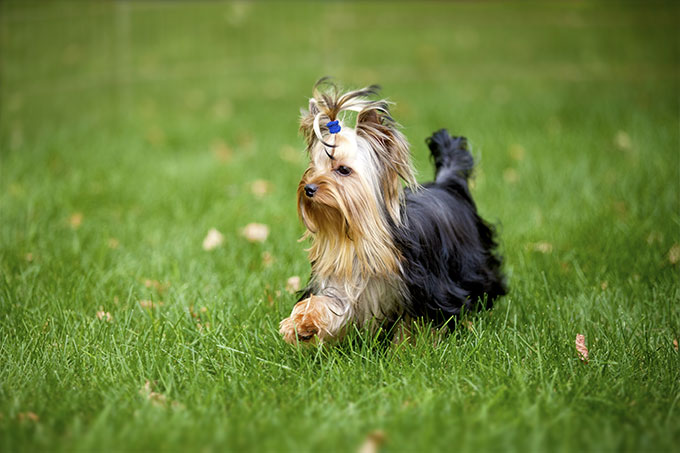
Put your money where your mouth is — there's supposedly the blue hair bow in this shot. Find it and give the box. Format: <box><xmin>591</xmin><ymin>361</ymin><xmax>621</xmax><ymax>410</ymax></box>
<box><xmin>327</xmin><ymin>120</ymin><xmax>341</xmax><ymax>134</ymax></box>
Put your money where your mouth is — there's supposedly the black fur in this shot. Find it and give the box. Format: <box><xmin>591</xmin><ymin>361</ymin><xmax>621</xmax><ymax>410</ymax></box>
<box><xmin>394</xmin><ymin>129</ymin><xmax>507</xmax><ymax>324</ymax></box>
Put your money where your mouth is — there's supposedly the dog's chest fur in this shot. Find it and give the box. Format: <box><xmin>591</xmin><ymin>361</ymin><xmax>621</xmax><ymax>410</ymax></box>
<box><xmin>313</xmin><ymin>272</ymin><xmax>406</xmax><ymax>326</ymax></box>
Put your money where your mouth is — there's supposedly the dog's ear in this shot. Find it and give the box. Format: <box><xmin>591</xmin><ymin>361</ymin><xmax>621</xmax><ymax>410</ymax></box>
<box><xmin>299</xmin><ymin>99</ymin><xmax>320</xmax><ymax>150</ymax></box>
<box><xmin>356</xmin><ymin>105</ymin><xmax>417</xmax><ymax>222</ymax></box>
<box><xmin>356</xmin><ymin>105</ymin><xmax>417</xmax><ymax>187</ymax></box>
<box><xmin>356</xmin><ymin>107</ymin><xmax>381</xmax><ymax>128</ymax></box>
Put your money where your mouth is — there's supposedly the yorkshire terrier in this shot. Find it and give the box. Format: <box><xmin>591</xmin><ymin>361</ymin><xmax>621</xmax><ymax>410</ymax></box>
<box><xmin>279</xmin><ymin>79</ymin><xmax>506</xmax><ymax>344</ymax></box>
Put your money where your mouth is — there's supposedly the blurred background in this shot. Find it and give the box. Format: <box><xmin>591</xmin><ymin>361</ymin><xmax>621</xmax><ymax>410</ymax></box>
<box><xmin>2</xmin><ymin>1</ymin><xmax>677</xmax><ymax>283</ymax></box>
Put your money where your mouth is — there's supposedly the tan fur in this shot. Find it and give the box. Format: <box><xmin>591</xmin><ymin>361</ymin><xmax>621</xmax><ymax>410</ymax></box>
<box><xmin>279</xmin><ymin>295</ymin><xmax>349</xmax><ymax>344</ymax></box>
<box><xmin>282</xmin><ymin>81</ymin><xmax>419</xmax><ymax>344</ymax></box>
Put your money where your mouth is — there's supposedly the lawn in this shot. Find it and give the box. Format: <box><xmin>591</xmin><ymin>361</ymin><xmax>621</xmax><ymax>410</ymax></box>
<box><xmin>1</xmin><ymin>1</ymin><xmax>678</xmax><ymax>452</ymax></box>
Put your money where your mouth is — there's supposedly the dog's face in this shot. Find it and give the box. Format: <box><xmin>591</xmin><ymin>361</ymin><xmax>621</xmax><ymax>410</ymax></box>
<box><xmin>298</xmin><ymin>123</ymin><xmax>385</xmax><ymax>238</ymax></box>
<box><xmin>296</xmin><ymin>82</ymin><xmax>418</xmax><ymax>278</ymax></box>
<box><xmin>298</xmin><ymin>95</ymin><xmax>417</xmax><ymax>234</ymax></box>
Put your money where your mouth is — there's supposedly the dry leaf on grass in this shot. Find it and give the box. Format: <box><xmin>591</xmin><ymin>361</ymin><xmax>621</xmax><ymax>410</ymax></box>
<box><xmin>17</xmin><ymin>412</ymin><xmax>39</xmax><ymax>422</ymax></box>
<box><xmin>262</xmin><ymin>251</ymin><xmax>274</xmax><ymax>268</ymax></box>
<box><xmin>668</xmin><ymin>244</ymin><xmax>680</xmax><ymax>265</ymax></box>
<box><xmin>286</xmin><ymin>276</ymin><xmax>301</xmax><ymax>294</ymax></box>
<box><xmin>140</xmin><ymin>380</ymin><xmax>167</xmax><ymax>407</ymax></box>
<box><xmin>139</xmin><ymin>380</ymin><xmax>183</xmax><ymax>409</ymax></box>
<box><xmin>614</xmin><ymin>130</ymin><xmax>632</xmax><ymax>151</ymax></box>
<box><xmin>242</xmin><ymin>223</ymin><xmax>269</xmax><ymax>242</ymax></box>
<box><xmin>139</xmin><ymin>300</ymin><xmax>164</xmax><ymax>309</ymax></box>
<box><xmin>673</xmin><ymin>339</ymin><xmax>678</xmax><ymax>351</ymax></box>
<box><xmin>96</xmin><ymin>311</ymin><xmax>113</xmax><ymax>322</ymax></box>
<box><xmin>202</xmin><ymin>228</ymin><xmax>224</xmax><ymax>251</ymax></box>
<box><xmin>358</xmin><ymin>430</ymin><xmax>386</xmax><ymax>453</ymax></box>
<box><xmin>528</xmin><ymin>242</ymin><xmax>553</xmax><ymax>254</ymax></box>
<box><xmin>575</xmin><ymin>334</ymin><xmax>589</xmax><ymax>363</ymax></box>
<box><xmin>69</xmin><ymin>212</ymin><xmax>83</xmax><ymax>229</ymax></box>
<box><xmin>212</xmin><ymin>140</ymin><xmax>233</xmax><ymax>163</ymax></box>
<box><xmin>143</xmin><ymin>279</ymin><xmax>169</xmax><ymax>293</ymax></box>
<box><xmin>251</xmin><ymin>179</ymin><xmax>272</xmax><ymax>197</ymax></box>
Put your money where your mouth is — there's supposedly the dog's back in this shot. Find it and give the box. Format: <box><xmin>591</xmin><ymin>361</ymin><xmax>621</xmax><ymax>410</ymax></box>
<box><xmin>396</xmin><ymin>129</ymin><xmax>507</xmax><ymax>324</ymax></box>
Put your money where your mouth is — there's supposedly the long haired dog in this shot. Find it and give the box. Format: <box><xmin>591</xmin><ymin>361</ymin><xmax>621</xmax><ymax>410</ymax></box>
<box><xmin>279</xmin><ymin>80</ymin><xmax>506</xmax><ymax>344</ymax></box>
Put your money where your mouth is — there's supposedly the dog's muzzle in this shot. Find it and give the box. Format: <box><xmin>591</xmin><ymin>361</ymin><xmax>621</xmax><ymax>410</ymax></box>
<box><xmin>304</xmin><ymin>184</ymin><xmax>318</xmax><ymax>198</ymax></box>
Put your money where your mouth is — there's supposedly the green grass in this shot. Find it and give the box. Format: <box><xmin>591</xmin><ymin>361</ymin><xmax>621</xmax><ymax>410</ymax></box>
<box><xmin>1</xmin><ymin>1</ymin><xmax>679</xmax><ymax>451</ymax></box>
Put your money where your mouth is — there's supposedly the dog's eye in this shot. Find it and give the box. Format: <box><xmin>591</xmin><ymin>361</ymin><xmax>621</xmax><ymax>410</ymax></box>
<box><xmin>335</xmin><ymin>165</ymin><xmax>352</xmax><ymax>176</ymax></box>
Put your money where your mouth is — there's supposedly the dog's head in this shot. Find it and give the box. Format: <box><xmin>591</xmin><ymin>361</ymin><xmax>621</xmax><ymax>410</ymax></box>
<box><xmin>297</xmin><ymin>79</ymin><xmax>417</xmax><ymax>245</ymax></box>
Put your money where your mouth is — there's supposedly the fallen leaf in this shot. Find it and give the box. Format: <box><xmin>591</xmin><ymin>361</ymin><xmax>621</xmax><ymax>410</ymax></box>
<box><xmin>143</xmin><ymin>279</ymin><xmax>169</xmax><ymax>293</ymax></box>
<box><xmin>262</xmin><ymin>251</ymin><xmax>274</xmax><ymax>267</ymax></box>
<box><xmin>202</xmin><ymin>228</ymin><xmax>224</xmax><ymax>251</ymax></box>
<box><xmin>600</xmin><ymin>281</ymin><xmax>608</xmax><ymax>290</ymax></box>
<box><xmin>212</xmin><ymin>140</ymin><xmax>233</xmax><ymax>162</ymax></box>
<box><xmin>668</xmin><ymin>244</ymin><xmax>680</xmax><ymax>265</ymax></box>
<box><xmin>614</xmin><ymin>130</ymin><xmax>632</xmax><ymax>151</ymax></box>
<box><xmin>528</xmin><ymin>242</ymin><xmax>553</xmax><ymax>254</ymax></box>
<box><xmin>139</xmin><ymin>380</ymin><xmax>168</xmax><ymax>408</ymax></box>
<box><xmin>96</xmin><ymin>311</ymin><xmax>113</xmax><ymax>322</ymax></box>
<box><xmin>69</xmin><ymin>212</ymin><xmax>83</xmax><ymax>229</ymax></box>
<box><xmin>242</xmin><ymin>223</ymin><xmax>269</xmax><ymax>243</ymax></box>
<box><xmin>139</xmin><ymin>300</ymin><xmax>164</xmax><ymax>309</ymax></box>
<box><xmin>286</xmin><ymin>276</ymin><xmax>301</xmax><ymax>294</ymax></box>
<box><xmin>673</xmin><ymin>339</ymin><xmax>678</xmax><ymax>351</ymax></box>
<box><xmin>575</xmin><ymin>334</ymin><xmax>589</xmax><ymax>363</ymax></box>
<box><xmin>17</xmin><ymin>412</ymin><xmax>39</xmax><ymax>422</ymax></box>
<box><xmin>358</xmin><ymin>430</ymin><xmax>386</xmax><ymax>453</ymax></box>
<box><xmin>503</xmin><ymin>168</ymin><xmax>519</xmax><ymax>184</ymax></box>
<box><xmin>251</xmin><ymin>179</ymin><xmax>272</xmax><ymax>197</ymax></box>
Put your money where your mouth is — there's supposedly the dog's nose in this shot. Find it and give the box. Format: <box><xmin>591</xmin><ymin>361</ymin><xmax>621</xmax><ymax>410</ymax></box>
<box><xmin>304</xmin><ymin>184</ymin><xmax>318</xmax><ymax>198</ymax></box>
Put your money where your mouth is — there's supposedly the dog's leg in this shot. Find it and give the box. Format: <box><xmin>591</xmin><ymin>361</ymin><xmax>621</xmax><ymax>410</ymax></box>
<box><xmin>279</xmin><ymin>294</ymin><xmax>351</xmax><ymax>344</ymax></box>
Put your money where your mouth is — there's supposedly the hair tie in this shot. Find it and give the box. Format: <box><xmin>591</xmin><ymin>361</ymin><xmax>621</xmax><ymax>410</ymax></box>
<box><xmin>326</xmin><ymin>120</ymin><xmax>341</xmax><ymax>134</ymax></box>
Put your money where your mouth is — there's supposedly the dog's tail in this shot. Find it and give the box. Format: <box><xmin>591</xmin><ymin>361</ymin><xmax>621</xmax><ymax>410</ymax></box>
<box><xmin>426</xmin><ymin>129</ymin><xmax>474</xmax><ymax>186</ymax></box>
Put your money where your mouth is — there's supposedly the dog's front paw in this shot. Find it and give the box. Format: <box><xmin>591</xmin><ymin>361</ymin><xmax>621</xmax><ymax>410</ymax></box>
<box><xmin>279</xmin><ymin>296</ymin><xmax>332</xmax><ymax>344</ymax></box>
